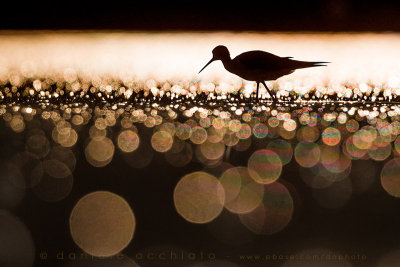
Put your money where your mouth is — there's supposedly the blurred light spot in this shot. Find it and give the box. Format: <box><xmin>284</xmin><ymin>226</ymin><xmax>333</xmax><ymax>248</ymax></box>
<box><xmin>296</xmin><ymin>126</ymin><xmax>319</xmax><ymax>143</ymax></box>
<box><xmin>89</xmin><ymin>126</ymin><xmax>107</xmax><ymax>141</ymax></box>
<box><xmin>300</xmin><ymin>164</ymin><xmax>336</xmax><ymax>189</ymax></box>
<box><xmin>9</xmin><ymin>115</ymin><xmax>25</xmax><ymax>133</ymax></box>
<box><xmin>368</xmin><ymin>142</ymin><xmax>391</xmax><ymax>161</ymax></box>
<box><xmin>165</xmin><ymin>140</ymin><xmax>193</xmax><ymax>167</ymax></box>
<box><xmin>223</xmin><ymin>131</ymin><xmax>239</xmax><ymax>147</ymax></box>
<box><xmin>381</xmin><ymin>158</ymin><xmax>400</xmax><ymax>197</ymax></box>
<box><xmin>346</xmin><ymin>119</ymin><xmax>359</xmax><ymax>133</ymax></box>
<box><xmin>151</xmin><ymin>130</ymin><xmax>173</xmax><ymax>153</ymax></box>
<box><xmin>219</xmin><ymin>167</ymin><xmax>242</xmax><ymax>204</ymax></box>
<box><xmin>26</xmin><ymin>134</ymin><xmax>50</xmax><ymax>159</ymax></box>
<box><xmin>283</xmin><ymin>119</ymin><xmax>297</xmax><ymax>132</ymax></box>
<box><xmin>200</xmin><ymin>141</ymin><xmax>225</xmax><ymax>160</ymax></box>
<box><xmin>321</xmin><ymin>127</ymin><xmax>341</xmax><ymax>146</ymax></box>
<box><xmin>253</xmin><ymin>123</ymin><xmax>269</xmax><ymax>139</ymax></box>
<box><xmin>236</xmin><ymin>123</ymin><xmax>252</xmax><ymax>139</ymax></box>
<box><xmin>207</xmin><ymin>126</ymin><xmax>225</xmax><ymax>143</ymax></box>
<box><xmin>118</xmin><ymin>130</ymin><xmax>140</xmax><ymax>153</ymax></box>
<box><xmin>295</xmin><ymin>142</ymin><xmax>320</xmax><ymax>167</ymax></box>
<box><xmin>85</xmin><ymin>137</ymin><xmax>115</xmax><ymax>167</ymax></box>
<box><xmin>344</xmin><ymin>136</ymin><xmax>367</xmax><ymax>159</ymax></box>
<box><xmin>32</xmin><ymin>164</ymin><xmax>73</xmax><ymax>202</ymax></box>
<box><xmin>224</xmin><ymin>167</ymin><xmax>264</xmax><ymax>214</ymax></box>
<box><xmin>239</xmin><ymin>182</ymin><xmax>293</xmax><ymax>235</ymax></box>
<box><xmin>233</xmin><ymin>138</ymin><xmax>252</xmax><ymax>152</ymax></box>
<box><xmin>43</xmin><ymin>159</ymin><xmax>72</xmax><ymax>179</ymax></box>
<box><xmin>122</xmin><ymin>141</ymin><xmax>154</xmax><ymax>169</ymax></box>
<box><xmin>248</xmin><ymin>149</ymin><xmax>282</xmax><ymax>184</ymax></box>
<box><xmin>176</xmin><ymin>123</ymin><xmax>192</xmax><ymax>140</ymax></box>
<box><xmin>48</xmin><ymin>146</ymin><xmax>76</xmax><ymax>173</ymax></box>
<box><xmin>174</xmin><ymin>172</ymin><xmax>225</xmax><ymax>224</ymax></box>
<box><xmin>266</xmin><ymin>139</ymin><xmax>293</xmax><ymax>165</ymax></box>
<box><xmin>190</xmin><ymin>126</ymin><xmax>208</xmax><ymax>145</ymax></box>
<box><xmin>69</xmin><ymin>191</ymin><xmax>135</xmax><ymax>257</ymax></box>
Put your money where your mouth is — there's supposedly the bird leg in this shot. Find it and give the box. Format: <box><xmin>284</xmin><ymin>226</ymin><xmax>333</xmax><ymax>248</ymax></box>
<box><xmin>261</xmin><ymin>81</ymin><xmax>277</xmax><ymax>103</ymax></box>
<box><xmin>256</xmin><ymin>82</ymin><xmax>260</xmax><ymax>102</ymax></box>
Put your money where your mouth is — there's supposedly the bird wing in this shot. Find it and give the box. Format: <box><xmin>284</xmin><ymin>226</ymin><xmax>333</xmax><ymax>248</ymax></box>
<box><xmin>233</xmin><ymin>51</ymin><xmax>294</xmax><ymax>71</ymax></box>
<box><xmin>233</xmin><ymin>51</ymin><xmax>328</xmax><ymax>71</ymax></box>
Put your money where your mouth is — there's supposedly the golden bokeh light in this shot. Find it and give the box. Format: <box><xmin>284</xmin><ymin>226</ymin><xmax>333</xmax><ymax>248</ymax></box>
<box><xmin>200</xmin><ymin>141</ymin><xmax>225</xmax><ymax>160</ymax></box>
<box><xmin>165</xmin><ymin>140</ymin><xmax>193</xmax><ymax>167</ymax></box>
<box><xmin>190</xmin><ymin>126</ymin><xmax>208</xmax><ymax>145</ymax></box>
<box><xmin>300</xmin><ymin>165</ymin><xmax>336</xmax><ymax>189</ymax></box>
<box><xmin>224</xmin><ymin>167</ymin><xmax>264</xmax><ymax>214</ymax></box>
<box><xmin>239</xmin><ymin>182</ymin><xmax>294</xmax><ymax>235</ymax></box>
<box><xmin>174</xmin><ymin>172</ymin><xmax>225</xmax><ymax>224</ymax></box>
<box><xmin>266</xmin><ymin>139</ymin><xmax>293</xmax><ymax>165</ymax></box>
<box><xmin>85</xmin><ymin>137</ymin><xmax>115</xmax><ymax>167</ymax></box>
<box><xmin>253</xmin><ymin>123</ymin><xmax>269</xmax><ymax>139</ymax></box>
<box><xmin>381</xmin><ymin>158</ymin><xmax>400</xmax><ymax>197</ymax></box>
<box><xmin>25</xmin><ymin>134</ymin><xmax>50</xmax><ymax>159</ymax></box>
<box><xmin>69</xmin><ymin>191</ymin><xmax>136</xmax><ymax>257</ymax></box>
<box><xmin>321</xmin><ymin>127</ymin><xmax>341</xmax><ymax>146</ymax></box>
<box><xmin>294</xmin><ymin>142</ymin><xmax>321</xmax><ymax>168</ymax></box>
<box><xmin>49</xmin><ymin>146</ymin><xmax>76</xmax><ymax>172</ymax></box>
<box><xmin>5</xmin><ymin>152</ymin><xmax>43</xmax><ymax>189</ymax></box>
<box><xmin>89</xmin><ymin>126</ymin><xmax>107</xmax><ymax>141</ymax></box>
<box><xmin>296</xmin><ymin>126</ymin><xmax>320</xmax><ymax>143</ymax></box>
<box><xmin>43</xmin><ymin>159</ymin><xmax>72</xmax><ymax>179</ymax></box>
<box><xmin>219</xmin><ymin>167</ymin><xmax>242</xmax><ymax>203</ymax></box>
<box><xmin>151</xmin><ymin>130</ymin><xmax>173</xmax><ymax>153</ymax></box>
<box><xmin>176</xmin><ymin>123</ymin><xmax>192</xmax><ymax>140</ymax></box>
<box><xmin>247</xmin><ymin>149</ymin><xmax>282</xmax><ymax>184</ymax></box>
<box><xmin>32</xmin><ymin>160</ymin><xmax>73</xmax><ymax>202</ymax></box>
<box><xmin>207</xmin><ymin>126</ymin><xmax>225</xmax><ymax>143</ymax></box>
<box><xmin>320</xmin><ymin>145</ymin><xmax>340</xmax><ymax>166</ymax></box>
<box><xmin>117</xmin><ymin>129</ymin><xmax>140</xmax><ymax>153</ymax></box>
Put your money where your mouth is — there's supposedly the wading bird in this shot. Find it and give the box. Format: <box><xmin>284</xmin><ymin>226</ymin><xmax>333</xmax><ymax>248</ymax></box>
<box><xmin>199</xmin><ymin>45</ymin><xmax>329</xmax><ymax>103</ymax></box>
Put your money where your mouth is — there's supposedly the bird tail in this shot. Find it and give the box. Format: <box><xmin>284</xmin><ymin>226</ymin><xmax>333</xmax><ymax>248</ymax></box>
<box><xmin>295</xmin><ymin>61</ymin><xmax>330</xmax><ymax>69</ymax></box>
<box><xmin>310</xmin><ymin>61</ymin><xmax>330</xmax><ymax>67</ymax></box>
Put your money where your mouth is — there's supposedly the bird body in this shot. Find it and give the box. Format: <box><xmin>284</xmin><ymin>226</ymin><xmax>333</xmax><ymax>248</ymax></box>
<box><xmin>228</xmin><ymin>50</ymin><xmax>327</xmax><ymax>81</ymax></box>
<box><xmin>199</xmin><ymin>45</ymin><xmax>329</xmax><ymax>102</ymax></box>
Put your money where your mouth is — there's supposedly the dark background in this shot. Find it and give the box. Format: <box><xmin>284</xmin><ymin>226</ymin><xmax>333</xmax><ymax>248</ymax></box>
<box><xmin>2</xmin><ymin>0</ymin><xmax>400</xmax><ymax>31</ymax></box>
<box><xmin>3</xmin><ymin>118</ymin><xmax>400</xmax><ymax>267</ymax></box>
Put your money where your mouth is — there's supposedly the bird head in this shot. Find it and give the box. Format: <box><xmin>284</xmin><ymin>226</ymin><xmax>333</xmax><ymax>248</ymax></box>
<box><xmin>199</xmin><ymin>45</ymin><xmax>230</xmax><ymax>73</ymax></box>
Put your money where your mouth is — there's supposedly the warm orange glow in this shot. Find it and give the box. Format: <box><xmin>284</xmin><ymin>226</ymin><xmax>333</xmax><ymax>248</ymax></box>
<box><xmin>0</xmin><ymin>32</ymin><xmax>399</xmax><ymax>97</ymax></box>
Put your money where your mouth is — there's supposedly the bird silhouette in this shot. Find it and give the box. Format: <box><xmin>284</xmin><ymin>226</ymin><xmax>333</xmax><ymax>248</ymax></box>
<box><xmin>199</xmin><ymin>45</ymin><xmax>329</xmax><ymax>103</ymax></box>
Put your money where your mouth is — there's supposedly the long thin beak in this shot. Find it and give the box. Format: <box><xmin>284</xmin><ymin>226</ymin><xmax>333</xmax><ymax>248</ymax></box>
<box><xmin>198</xmin><ymin>58</ymin><xmax>215</xmax><ymax>74</ymax></box>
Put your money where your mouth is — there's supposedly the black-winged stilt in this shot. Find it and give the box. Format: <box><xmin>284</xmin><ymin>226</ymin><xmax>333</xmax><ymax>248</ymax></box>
<box><xmin>199</xmin><ymin>45</ymin><xmax>329</xmax><ymax>102</ymax></box>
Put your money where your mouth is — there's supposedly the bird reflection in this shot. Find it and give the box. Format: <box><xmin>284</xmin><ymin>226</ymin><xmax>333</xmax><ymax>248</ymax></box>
<box><xmin>199</xmin><ymin>45</ymin><xmax>329</xmax><ymax>102</ymax></box>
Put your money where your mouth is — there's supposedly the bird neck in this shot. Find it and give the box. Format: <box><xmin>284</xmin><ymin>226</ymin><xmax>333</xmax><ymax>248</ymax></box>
<box><xmin>220</xmin><ymin>56</ymin><xmax>232</xmax><ymax>68</ymax></box>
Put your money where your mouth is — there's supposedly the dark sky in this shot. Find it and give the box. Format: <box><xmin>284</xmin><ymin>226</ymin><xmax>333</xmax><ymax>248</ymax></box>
<box><xmin>2</xmin><ymin>0</ymin><xmax>400</xmax><ymax>31</ymax></box>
